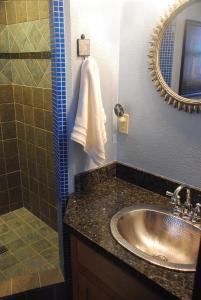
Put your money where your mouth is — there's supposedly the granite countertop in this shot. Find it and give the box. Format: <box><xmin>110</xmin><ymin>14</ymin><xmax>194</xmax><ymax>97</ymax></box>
<box><xmin>64</xmin><ymin>178</ymin><xmax>195</xmax><ymax>300</ymax></box>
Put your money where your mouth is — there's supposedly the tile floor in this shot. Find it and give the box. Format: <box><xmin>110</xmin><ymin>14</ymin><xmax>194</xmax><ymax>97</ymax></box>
<box><xmin>0</xmin><ymin>208</ymin><xmax>59</xmax><ymax>282</ymax></box>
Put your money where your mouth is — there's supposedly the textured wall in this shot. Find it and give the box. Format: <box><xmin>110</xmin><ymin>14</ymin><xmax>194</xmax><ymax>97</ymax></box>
<box><xmin>66</xmin><ymin>0</ymin><xmax>201</xmax><ymax>192</ymax></box>
<box><xmin>67</xmin><ymin>0</ymin><xmax>120</xmax><ymax>193</ymax></box>
<box><xmin>117</xmin><ymin>0</ymin><xmax>201</xmax><ymax>189</ymax></box>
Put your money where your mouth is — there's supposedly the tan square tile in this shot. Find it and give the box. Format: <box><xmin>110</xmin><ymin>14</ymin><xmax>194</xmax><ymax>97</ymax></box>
<box><xmin>12</xmin><ymin>273</ymin><xmax>39</xmax><ymax>294</ymax></box>
<box><xmin>0</xmin><ymin>253</ymin><xmax>18</xmax><ymax>271</ymax></box>
<box><xmin>0</xmin><ymin>272</ymin><xmax>6</xmax><ymax>282</ymax></box>
<box><xmin>38</xmin><ymin>0</ymin><xmax>49</xmax><ymax>19</ymax></box>
<box><xmin>23</xmin><ymin>86</ymin><xmax>33</xmax><ymax>106</ymax></box>
<box><xmin>0</xmin><ymin>231</ymin><xmax>17</xmax><ymax>245</ymax></box>
<box><xmin>40</xmin><ymin>246</ymin><xmax>58</xmax><ymax>264</ymax></box>
<box><xmin>31</xmin><ymin>239</ymin><xmax>52</xmax><ymax>253</ymax></box>
<box><xmin>3</xmin><ymin>263</ymin><xmax>28</xmax><ymax>280</ymax></box>
<box><xmin>5</xmin><ymin>1</ymin><xmax>16</xmax><ymax>25</ymax></box>
<box><xmin>15</xmin><ymin>1</ymin><xmax>27</xmax><ymax>23</ymax></box>
<box><xmin>33</xmin><ymin>87</ymin><xmax>44</xmax><ymax>109</ymax></box>
<box><xmin>14</xmin><ymin>246</ymin><xmax>36</xmax><ymax>261</ymax></box>
<box><xmin>6</xmin><ymin>238</ymin><xmax>26</xmax><ymax>252</ymax></box>
<box><xmin>24</xmin><ymin>105</ymin><xmax>34</xmax><ymax>125</ymax></box>
<box><xmin>0</xmin><ymin>223</ymin><xmax>9</xmax><ymax>235</ymax></box>
<box><xmin>1</xmin><ymin>211</ymin><xmax>16</xmax><ymax>222</ymax></box>
<box><xmin>0</xmin><ymin>280</ymin><xmax>11</xmax><ymax>297</ymax></box>
<box><xmin>23</xmin><ymin>255</ymin><xmax>47</xmax><ymax>272</ymax></box>
<box><xmin>13</xmin><ymin>85</ymin><xmax>23</xmax><ymax>104</ymax></box>
<box><xmin>43</xmin><ymin>88</ymin><xmax>52</xmax><ymax>111</ymax></box>
<box><xmin>39</xmin><ymin>267</ymin><xmax>63</xmax><ymax>286</ymax></box>
<box><xmin>0</xmin><ymin>2</ymin><xmax>7</xmax><ymax>25</ymax></box>
<box><xmin>0</xmin><ymin>85</ymin><xmax>13</xmax><ymax>104</ymax></box>
<box><xmin>27</xmin><ymin>0</ymin><xmax>39</xmax><ymax>21</ymax></box>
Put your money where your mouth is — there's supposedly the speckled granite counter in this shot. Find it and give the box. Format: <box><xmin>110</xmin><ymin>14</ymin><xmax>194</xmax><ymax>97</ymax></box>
<box><xmin>64</xmin><ymin>178</ymin><xmax>195</xmax><ymax>300</ymax></box>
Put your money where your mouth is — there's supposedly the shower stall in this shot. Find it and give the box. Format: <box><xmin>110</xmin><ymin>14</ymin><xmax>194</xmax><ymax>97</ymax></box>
<box><xmin>0</xmin><ymin>0</ymin><xmax>61</xmax><ymax>291</ymax></box>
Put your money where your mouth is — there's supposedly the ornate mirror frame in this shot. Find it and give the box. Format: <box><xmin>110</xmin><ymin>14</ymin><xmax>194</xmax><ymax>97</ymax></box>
<box><xmin>149</xmin><ymin>0</ymin><xmax>201</xmax><ymax>113</ymax></box>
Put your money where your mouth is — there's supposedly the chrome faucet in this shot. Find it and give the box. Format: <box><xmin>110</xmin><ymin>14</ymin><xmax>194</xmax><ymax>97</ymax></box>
<box><xmin>166</xmin><ymin>185</ymin><xmax>201</xmax><ymax>225</ymax></box>
<box><xmin>166</xmin><ymin>185</ymin><xmax>186</xmax><ymax>215</ymax></box>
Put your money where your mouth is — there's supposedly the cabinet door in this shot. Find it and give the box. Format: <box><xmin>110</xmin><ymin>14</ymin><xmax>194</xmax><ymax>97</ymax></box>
<box><xmin>71</xmin><ymin>235</ymin><xmax>166</xmax><ymax>300</ymax></box>
<box><xmin>78</xmin><ymin>272</ymin><xmax>119</xmax><ymax>300</ymax></box>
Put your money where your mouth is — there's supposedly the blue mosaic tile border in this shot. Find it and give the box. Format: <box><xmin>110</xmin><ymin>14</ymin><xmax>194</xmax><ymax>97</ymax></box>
<box><xmin>49</xmin><ymin>0</ymin><xmax>68</xmax><ymax>278</ymax></box>
<box><xmin>160</xmin><ymin>23</ymin><xmax>175</xmax><ymax>86</ymax></box>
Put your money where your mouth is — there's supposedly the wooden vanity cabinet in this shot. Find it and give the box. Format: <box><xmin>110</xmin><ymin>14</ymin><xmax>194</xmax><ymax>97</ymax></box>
<box><xmin>70</xmin><ymin>235</ymin><xmax>168</xmax><ymax>300</ymax></box>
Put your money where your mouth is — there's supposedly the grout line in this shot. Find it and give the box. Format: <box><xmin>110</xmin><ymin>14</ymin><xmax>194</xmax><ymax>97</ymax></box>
<box><xmin>0</xmin><ymin>102</ymin><xmax>16</xmax><ymax>107</ymax></box>
<box><xmin>15</xmin><ymin>100</ymin><xmax>52</xmax><ymax>113</ymax></box>
<box><xmin>10</xmin><ymin>84</ymin><xmax>52</xmax><ymax>90</ymax></box>
<box><xmin>38</xmin><ymin>271</ymin><xmax>41</xmax><ymax>287</ymax></box>
<box><xmin>13</xmin><ymin>85</ymin><xmax>23</xmax><ymax>204</ymax></box>
<box><xmin>1</xmin><ymin>137</ymin><xmax>18</xmax><ymax>142</ymax></box>
<box><xmin>4</xmin><ymin>0</ymin><xmax>8</xmax><ymax>26</ymax></box>
<box><xmin>11</xmin><ymin>278</ymin><xmax>13</xmax><ymax>296</ymax></box>
<box><xmin>0</xmin><ymin>122</ymin><xmax>9</xmax><ymax>207</ymax></box>
<box><xmin>0</xmin><ymin>169</ymin><xmax>20</xmax><ymax>176</ymax></box>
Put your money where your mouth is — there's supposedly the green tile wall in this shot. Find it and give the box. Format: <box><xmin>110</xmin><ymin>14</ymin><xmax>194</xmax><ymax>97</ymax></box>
<box><xmin>0</xmin><ymin>1</ymin><xmax>57</xmax><ymax>230</ymax></box>
<box><xmin>14</xmin><ymin>85</ymin><xmax>57</xmax><ymax>229</ymax></box>
<box><xmin>0</xmin><ymin>1</ymin><xmax>7</xmax><ymax>25</ymax></box>
<box><xmin>0</xmin><ymin>60</ymin><xmax>12</xmax><ymax>84</ymax></box>
<box><xmin>0</xmin><ymin>59</ymin><xmax>51</xmax><ymax>88</ymax></box>
<box><xmin>4</xmin><ymin>0</ymin><xmax>50</xmax><ymax>25</ymax></box>
<box><xmin>0</xmin><ymin>24</ymin><xmax>9</xmax><ymax>53</ymax></box>
<box><xmin>0</xmin><ymin>85</ymin><xmax>22</xmax><ymax>215</ymax></box>
<box><xmin>0</xmin><ymin>0</ymin><xmax>51</xmax><ymax>89</ymax></box>
<box><xmin>0</xmin><ymin>19</ymin><xmax>50</xmax><ymax>54</ymax></box>
<box><xmin>12</xmin><ymin>59</ymin><xmax>51</xmax><ymax>88</ymax></box>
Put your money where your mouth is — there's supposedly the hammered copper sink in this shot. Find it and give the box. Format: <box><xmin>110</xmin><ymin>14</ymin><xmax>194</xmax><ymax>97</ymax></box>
<box><xmin>111</xmin><ymin>205</ymin><xmax>201</xmax><ymax>271</ymax></box>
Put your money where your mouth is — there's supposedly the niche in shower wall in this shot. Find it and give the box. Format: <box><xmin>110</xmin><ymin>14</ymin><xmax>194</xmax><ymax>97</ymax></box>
<box><xmin>0</xmin><ymin>0</ymin><xmax>57</xmax><ymax>230</ymax></box>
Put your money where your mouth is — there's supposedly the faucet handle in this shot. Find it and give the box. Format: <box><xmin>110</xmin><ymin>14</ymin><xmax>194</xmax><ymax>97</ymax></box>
<box><xmin>192</xmin><ymin>203</ymin><xmax>201</xmax><ymax>224</ymax></box>
<box><xmin>195</xmin><ymin>203</ymin><xmax>201</xmax><ymax>213</ymax></box>
<box><xmin>185</xmin><ymin>189</ymin><xmax>191</xmax><ymax>204</ymax></box>
<box><xmin>166</xmin><ymin>191</ymin><xmax>175</xmax><ymax>205</ymax></box>
<box><xmin>166</xmin><ymin>190</ymin><xmax>180</xmax><ymax>204</ymax></box>
<box><xmin>166</xmin><ymin>190</ymin><xmax>181</xmax><ymax>217</ymax></box>
<box><xmin>183</xmin><ymin>189</ymin><xmax>192</xmax><ymax>210</ymax></box>
<box><xmin>166</xmin><ymin>191</ymin><xmax>173</xmax><ymax>197</ymax></box>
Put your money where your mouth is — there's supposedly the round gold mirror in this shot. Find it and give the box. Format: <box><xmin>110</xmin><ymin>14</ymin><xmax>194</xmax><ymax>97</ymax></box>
<box><xmin>149</xmin><ymin>0</ymin><xmax>201</xmax><ymax>113</ymax></box>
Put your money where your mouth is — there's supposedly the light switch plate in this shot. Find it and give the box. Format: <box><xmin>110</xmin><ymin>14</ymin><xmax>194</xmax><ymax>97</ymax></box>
<box><xmin>118</xmin><ymin>114</ymin><xmax>129</xmax><ymax>134</ymax></box>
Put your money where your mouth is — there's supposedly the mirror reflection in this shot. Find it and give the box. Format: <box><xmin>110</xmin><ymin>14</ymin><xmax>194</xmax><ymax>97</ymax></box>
<box><xmin>160</xmin><ymin>1</ymin><xmax>201</xmax><ymax>100</ymax></box>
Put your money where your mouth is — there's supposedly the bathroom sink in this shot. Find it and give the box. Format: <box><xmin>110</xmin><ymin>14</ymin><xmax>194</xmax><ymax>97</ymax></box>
<box><xmin>110</xmin><ymin>205</ymin><xmax>201</xmax><ymax>271</ymax></box>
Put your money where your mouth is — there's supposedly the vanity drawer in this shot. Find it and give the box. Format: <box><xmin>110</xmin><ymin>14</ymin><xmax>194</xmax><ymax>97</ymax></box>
<box><xmin>71</xmin><ymin>235</ymin><xmax>165</xmax><ymax>300</ymax></box>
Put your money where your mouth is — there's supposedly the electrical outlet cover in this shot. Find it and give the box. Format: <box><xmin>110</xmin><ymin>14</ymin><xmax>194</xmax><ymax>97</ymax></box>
<box><xmin>118</xmin><ymin>114</ymin><xmax>129</xmax><ymax>134</ymax></box>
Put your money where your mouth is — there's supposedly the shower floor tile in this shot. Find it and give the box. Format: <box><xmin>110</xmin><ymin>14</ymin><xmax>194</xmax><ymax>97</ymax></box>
<box><xmin>0</xmin><ymin>208</ymin><xmax>59</xmax><ymax>282</ymax></box>
<box><xmin>3</xmin><ymin>263</ymin><xmax>28</xmax><ymax>280</ymax></box>
<box><xmin>31</xmin><ymin>239</ymin><xmax>52</xmax><ymax>253</ymax></box>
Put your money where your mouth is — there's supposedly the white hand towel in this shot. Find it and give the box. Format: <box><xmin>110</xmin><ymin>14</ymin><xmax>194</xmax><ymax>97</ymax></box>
<box><xmin>71</xmin><ymin>57</ymin><xmax>107</xmax><ymax>166</ymax></box>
